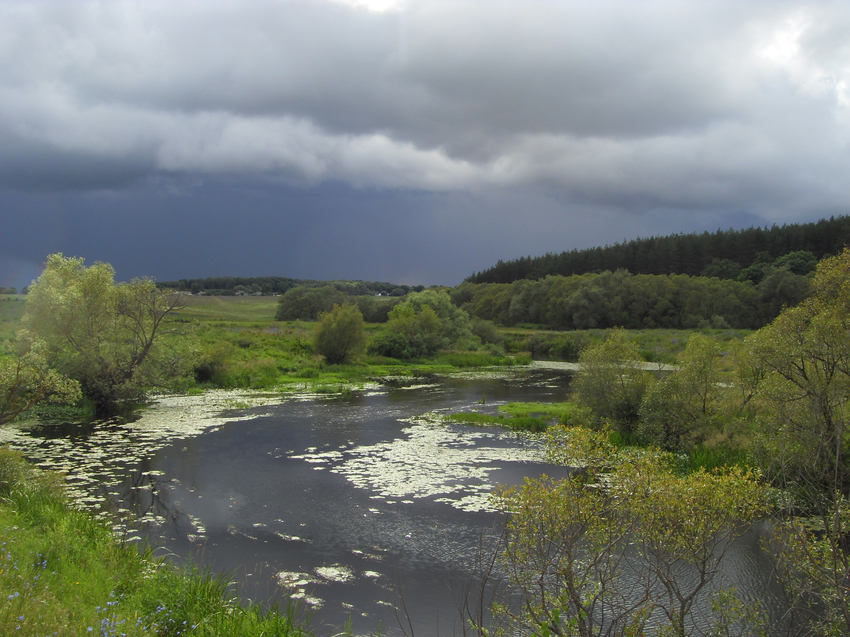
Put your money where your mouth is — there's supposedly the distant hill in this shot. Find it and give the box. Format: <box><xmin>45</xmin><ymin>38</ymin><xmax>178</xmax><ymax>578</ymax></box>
<box><xmin>466</xmin><ymin>215</ymin><xmax>850</xmax><ymax>284</ymax></box>
<box><xmin>157</xmin><ymin>276</ymin><xmax>423</xmax><ymax>297</ymax></box>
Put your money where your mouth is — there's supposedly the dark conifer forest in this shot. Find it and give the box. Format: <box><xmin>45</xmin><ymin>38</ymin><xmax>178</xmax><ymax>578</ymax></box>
<box><xmin>466</xmin><ymin>215</ymin><xmax>850</xmax><ymax>284</ymax></box>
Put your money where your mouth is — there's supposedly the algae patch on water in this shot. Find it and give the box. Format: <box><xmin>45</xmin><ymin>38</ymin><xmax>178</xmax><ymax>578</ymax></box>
<box><xmin>0</xmin><ymin>390</ymin><xmax>289</xmax><ymax>523</ymax></box>
<box><xmin>292</xmin><ymin>415</ymin><xmax>547</xmax><ymax>513</ymax></box>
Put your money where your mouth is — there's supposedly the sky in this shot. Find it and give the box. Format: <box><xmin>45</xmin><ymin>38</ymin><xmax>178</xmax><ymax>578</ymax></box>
<box><xmin>2</xmin><ymin>0</ymin><xmax>850</xmax><ymax>290</ymax></box>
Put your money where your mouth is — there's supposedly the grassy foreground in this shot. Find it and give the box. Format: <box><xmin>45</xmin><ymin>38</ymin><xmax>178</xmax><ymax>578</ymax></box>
<box><xmin>0</xmin><ymin>448</ymin><xmax>312</xmax><ymax>637</ymax></box>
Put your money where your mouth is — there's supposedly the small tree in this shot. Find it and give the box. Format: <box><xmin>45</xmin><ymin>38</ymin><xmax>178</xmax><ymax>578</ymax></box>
<box><xmin>492</xmin><ymin>427</ymin><xmax>769</xmax><ymax>637</ymax></box>
<box><xmin>0</xmin><ymin>342</ymin><xmax>80</xmax><ymax>425</ymax></box>
<box><xmin>276</xmin><ymin>285</ymin><xmax>345</xmax><ymax>321</ymax></box>
<box><xmin>313</xmin><ymin>304</ymin><xmax>366</xmax><ymax>364</ymax></box>
<box><xmin>571</xmin><ymin>329</ymin><xmax>650</xmax><ymax>432</ymax></box>
<box><xmin>381</xmin><ymin>302</ymin><xmax>444</xmax><ymax>358</ymax></box>
<box><xmin>639</xmin><ymin>334</ymin><xmax>726</xmax><ymax>451</ymax></box>
<box><xmin>21</xmin><ymin>254</ymin><xmax>190</xmax><ymax>415</ymax></box>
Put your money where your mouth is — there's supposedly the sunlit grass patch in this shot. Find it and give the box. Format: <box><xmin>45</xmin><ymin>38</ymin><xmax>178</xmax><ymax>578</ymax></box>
<box><xmin>445</xmin><ymin>400</ymin><xmax>592</xmax><ymax>433</ymax></box>
<box><xmin>173</xmin><ymin>295</ymin><xmax>279</xmax><ymax>323</ymax></box>
<box><xmin>0</xmin><ymin>297</ymin><xmax>25</xmax><ymax>347</ymax></box>
<box><xmin>0</xmin><ymin>447</ymin><xmax>312</xmax><ymax>636</ymax></box>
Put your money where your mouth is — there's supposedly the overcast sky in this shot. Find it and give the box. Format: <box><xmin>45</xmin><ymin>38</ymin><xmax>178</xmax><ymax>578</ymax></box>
<box><xmin>2</xmin><ymin>0</ymin><xmax>849</xmax><ymax>289</ymax></box>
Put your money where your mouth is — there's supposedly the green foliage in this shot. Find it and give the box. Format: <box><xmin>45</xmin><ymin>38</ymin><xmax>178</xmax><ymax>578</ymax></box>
<box><xmin>0</xmin><ymin>297</ymin><xmax>25</xmax><ymax>345</ymax></box>
<box><xmin>701</xmin><ymin>257</ymin><xmax>742</xmax><ymax>280</ymax></box>
<box><xmin>468</xmin><ymin>215</ymin><xmax>850</xmax><ymax>283</ymax></box>
<box><xmin>0</xmin><ymin>341</ymin><xmax>81</xmax><ymax>425</ymax></box>
<box><xmin>313</xmin><ymin>304</ymin><xmax>366</xmax><ymax>365</ymax></box>
<box><xmin>773</xmin><ymin>250</ymin><xmax>818</xmax><ymax>275</ymax></box>
<box><xmin>405</xmin><ymin>288</ymin><xmax>475</xmax><ymax>347</ymax></box>
<box><xmin>766</xmin><ymin>498</ymin><xmax>850</xmax><ymax>636</ymax></box>
<box><xmin>373</xmin><ymin>289</ymin><xmax>475</xmax><ymax>359</ymax></box>
<box><xmin>275</xmin><ymin>285</ymin><xmax>345</xmax><ymax>321</ymax></box>
<box><xmin>744</xmin><ymin>248</ymin><xmax>850</xmax><ymax>498</ymax></box>
<box><xmin>571</xmin><ymin>328</ymin><xmax>651</xmax><ymax>432</ymax></box>
<box><xmin>384</xmin><ymin>302</ymin><xmax>444</xmax><ymax>357</ymax></box>
<box><xmin>160</xmin><ymin>274</ymin><xmax>417</xmax><ymax>298</ymax></box>
<box><xmin>491</xmin><ymin>427</ymin><xmax>769</xmax><ymax>637</ymax></box>
<box><xmin>0</xmin><ymin>447</ymin><xmax>312</xmax><ymax>636</ymax></box>
<box><xmin>736</xmin><ymin>247</ymin><xmax>850</xmax><ymax>636</ymax></box>
<box><xmin>638</xmin><ymin>334</ymin><xmax>726</xmax><ymax>451</ymax></box>
<box><xmin>456</xmin><ymin>270</ymin><xmax>764</xmax><ymax>331</ymax></box>
<box><xmin>20</xmin><ymin>254</ymin><xmax>193</xmax><ymax>415</ymax></box>
<box><xmin>756</xmin><ymin>265</ymin><xmax>811</xmax><ymax>317</ymax></box>
<box><xmin>444</xmin><ymin>401</ymin><xmax>591</xmax><ymax>433</ymax></box>
<box><xmin>470</xmin><ymin>317</ymin><xmax>503</xmax><ymax>345</ymax></box>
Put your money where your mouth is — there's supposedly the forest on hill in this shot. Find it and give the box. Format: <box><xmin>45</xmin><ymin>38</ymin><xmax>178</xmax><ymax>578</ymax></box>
<box><xmin>467</xmin><ymin>214</ymin><xmax>850</xmax><ymax>284</ymax></box>
<box><xmin>157</xmin><ymin>275</ymin><xmax>423</xmax><ymax>297</ymax></box>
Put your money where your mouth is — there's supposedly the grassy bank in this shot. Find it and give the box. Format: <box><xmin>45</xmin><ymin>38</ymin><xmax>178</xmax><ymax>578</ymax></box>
<box><xmin>177</xmin><ymin>296</ymin><xmax>529</xmax><ymax>390</ymax></box>
<box><xmin>175</xmin><ymin>295</ymin><xmax>749</xmax><ymax>391</ymax></box>
<box><xmin>0</xmin><ymin>447</ymin><xmax>312</xmax><ymax>637</ymax></box>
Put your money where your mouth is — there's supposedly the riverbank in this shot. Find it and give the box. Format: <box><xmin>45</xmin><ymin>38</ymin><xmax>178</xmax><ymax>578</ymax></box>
<box><xmin>0</xmin><ymin>447</ymin><xmax>313</xmax><ymax>636</ymax></box>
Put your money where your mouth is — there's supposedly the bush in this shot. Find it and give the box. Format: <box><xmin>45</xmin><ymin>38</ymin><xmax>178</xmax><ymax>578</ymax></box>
<box><xmin>370</xmin><ymin>331</ymin><xmax>420</xmax><ymax>359</ymax></box>
<box><xmin>314</xmin><ymin>304</ymin><xmax>366</xmax><ymax>364</ymax></box>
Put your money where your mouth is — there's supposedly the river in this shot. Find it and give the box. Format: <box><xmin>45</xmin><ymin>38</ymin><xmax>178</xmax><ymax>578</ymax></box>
<box><xmin>0</xmin><ymin>368</ymin><xmax>785</xmax><ymax>636</ymax></box>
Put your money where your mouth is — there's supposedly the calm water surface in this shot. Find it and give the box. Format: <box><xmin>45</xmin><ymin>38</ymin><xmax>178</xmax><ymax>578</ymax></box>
<box><xmin>1</xmin><ymin>369</ymin><xmax>786</xmax><ymax>636</ymax></box>
<box><xmin>128</xmin><ymin>370</ymin><xmax>569</xmax><ymax>636</ymax></box>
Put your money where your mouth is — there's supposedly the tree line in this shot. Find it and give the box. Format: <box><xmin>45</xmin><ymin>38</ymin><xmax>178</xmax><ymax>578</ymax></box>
<box><xmin>159</xmin><ymin>275</ymin><xmax>422</xmax><ymax>297</ymax></box>
<box><xmin>468</xmin><ymin>214</ymin><xmax>850</xmax><ymax>284</ymax></box>
<box><xmin>452</xmin><ymin>266</ymin><xmax>811</xmax><ymax>330</ymax></box>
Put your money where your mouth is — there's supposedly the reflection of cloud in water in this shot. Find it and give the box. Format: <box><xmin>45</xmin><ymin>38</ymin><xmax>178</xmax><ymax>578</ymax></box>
<box><xmin>292</xmin><ymin>414</ymin><xmax>547</xmax><ymax>512</ymax></box>
<box><xmin>0</xmin><ymin>390</ymin><xmax>287</xmax><ymax>528</ymax></box>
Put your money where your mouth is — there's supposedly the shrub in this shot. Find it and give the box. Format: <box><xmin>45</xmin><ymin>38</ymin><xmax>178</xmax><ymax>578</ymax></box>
<box><xmin>313</xmin><ymin>304</ymin><xmax>366</xmax><ymax>364</ymax></box>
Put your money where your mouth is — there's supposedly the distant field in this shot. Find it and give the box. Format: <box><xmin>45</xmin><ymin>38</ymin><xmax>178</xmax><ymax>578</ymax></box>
<box><xmin>0</xmin><ymin>296</ymin><xmax>25</xmax><ymax>344</ymax></box>
<box><xmin>173</xmin><ymin>295</ymin><xmax>279</xmax><ymax>323</ymax></box>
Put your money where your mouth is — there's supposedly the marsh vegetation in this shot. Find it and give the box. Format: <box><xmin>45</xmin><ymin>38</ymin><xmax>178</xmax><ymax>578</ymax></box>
<box><xmin>2</xmin><ymin>249</ymin><xmax>850</xmax><ymax>635</ymax></box>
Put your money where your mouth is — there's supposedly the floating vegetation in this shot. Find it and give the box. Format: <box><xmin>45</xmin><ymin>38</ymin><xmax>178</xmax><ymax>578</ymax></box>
<box><xmin>0</xmin><ymin>390</ymin><xmax>290</xmax><ymax>529</ymax></box>
<box><xmin>315</xmin><ymin>564</ymin><xmax>355</xmax><ymax>583</ymax></box>
<box><xmin>292</xmin><ymin>415</ymin><xmax>547</xmax><ymax>513</ymax></box>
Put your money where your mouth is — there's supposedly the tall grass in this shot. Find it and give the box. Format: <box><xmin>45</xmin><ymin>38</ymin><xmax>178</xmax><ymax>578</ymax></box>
<box><xmin>0</xmin><ymin>447</ymin><xmax>312</xmax><ymax>636</ymax></box>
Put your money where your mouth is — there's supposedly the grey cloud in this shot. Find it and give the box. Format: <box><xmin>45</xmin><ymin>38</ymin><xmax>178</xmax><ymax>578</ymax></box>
<box><xmin>1</xmin><ymin>0</ymin><xmax>849</xmax><ymax>223</ymax></box>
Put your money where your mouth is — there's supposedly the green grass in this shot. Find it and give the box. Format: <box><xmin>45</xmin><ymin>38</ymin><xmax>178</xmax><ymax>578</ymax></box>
<box><xmin>0</xmin><ymin>447</ymin><xmax>313</xmax><ymax>636</ymax></box>
<box><xmin>0</xmin><ymin>296</ymin><xmax>25</xmax><ymax>348</ymax></box>
<box><xmin>446</xmin><ymin>401</ymin><xmax>592</xmax><ymax>433</ymax></box>
<box><xmin>173</xmin><ymin>295</ymin><xmax>280</xmax><ymax>323</ymax></box>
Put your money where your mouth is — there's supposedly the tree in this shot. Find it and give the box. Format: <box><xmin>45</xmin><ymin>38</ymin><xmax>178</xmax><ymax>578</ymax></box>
<box><xmin>744</xmin><ymin>255</ymin><xmax>850</xmax><ymax>497</ymax></box>
<box><xmin>0</xmin><ymin>342</ymin><xmax>80</xmax><ymax>425</ymax></box>
<box><xmin>313</xmin><ymin>304</ymin><xmax>366</xmax><ymax>364</ymax></box>
<box><xmin>571</xmin><ymin>329</ymin><xmax>651</xmax><ymax>432</ymax></box>
<box><xmin>379</xmin><ymin>302</ymin><xmax>443</xmax><ymax>358</ymax></box>
<box><xmin>404</xmin><ymin>288</ymin><xmax>475</xmax><ymax>347</ymax></box>
<box><xmin>373</xmin><ymin>289</ymin><xmax>476</xmax><ymax>359</ymax></box>
<box><xmin>491</xmin><ymin>427</ymin><xmax>769</xmax><ymax>637</ymax></box>
<box><xmin>638</xmin><ymin>334</ymin><xmax>727</xmax><ymax>451</ymax></box>
<box><xmin>20</xmin><ymin>254</ymin><xmax>190</xmax><ymax>415</ymax></box>
<box><xmin>275</xmin><ymin>285</ymin><xmax>345</xmax><ymax>321</ymax></box>
<box><xmin>701</xmin><ymin>258</ymin><xmax>742</xmax><ymax>280</ymax></box>
<box><xmin>743</xmin><ymin>248</ymin><xmax>850</xmax><ymax>635</ymax></box>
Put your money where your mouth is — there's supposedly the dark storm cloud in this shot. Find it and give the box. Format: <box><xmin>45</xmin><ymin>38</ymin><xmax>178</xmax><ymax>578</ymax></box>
<box><xmin>2</xmin><ymin>0</ymin><xmax>850</xmax><ymax>287</ymax></box>
<box><xmin>2</xmin><ymin>0</ymin><xmax>849</xmax><ymax>211</ymax></box>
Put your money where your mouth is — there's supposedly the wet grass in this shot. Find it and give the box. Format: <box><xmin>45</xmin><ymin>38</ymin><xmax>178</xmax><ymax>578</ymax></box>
<box><xmin>0</xmin><ymin>447</ymin><xmax>313</xmax><ymax>636</ymax></box>
<box><xmin>446</xmin><ymin>401</ymin><xmax>591</xmax><ymax>433</ymax></box>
